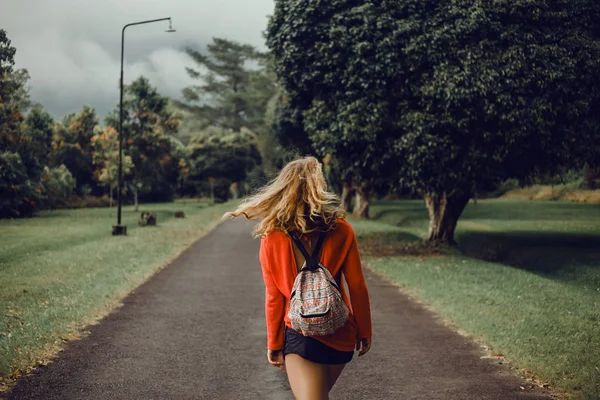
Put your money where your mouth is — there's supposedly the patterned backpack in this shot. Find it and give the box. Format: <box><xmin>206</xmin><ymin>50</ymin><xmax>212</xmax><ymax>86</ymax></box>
<box><xmin>288</xmin><ymin>232</ymin><xmax>349</xmax><ymax>336</ymax></box>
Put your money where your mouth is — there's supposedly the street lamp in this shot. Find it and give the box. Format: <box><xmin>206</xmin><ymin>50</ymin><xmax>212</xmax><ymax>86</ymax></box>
<box><xmin>112</xmin><ymin>17</ymin><xmax>176</xmax><ymax>236</ymax></box>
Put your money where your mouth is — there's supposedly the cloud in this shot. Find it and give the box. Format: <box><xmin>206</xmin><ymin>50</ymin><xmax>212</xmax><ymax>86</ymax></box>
<box><xmin>0</xmin><ymin>0</ymin><xmax>274</xmax><ymax>120</ymax></box>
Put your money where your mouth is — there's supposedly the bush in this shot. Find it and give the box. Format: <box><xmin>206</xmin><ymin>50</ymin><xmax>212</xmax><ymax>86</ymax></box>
<box><xmin>501</xmin><ymin>184</ymin><xmax>600</xmax><ymax>203</ymax></box>
<box><xmin>194</xmin><ymin>178</ymin><xmax>233</xmax><ymax>203</ymax></box>
<box><xmin>138</xmin><ymin>181</ymin><xmax>176</xmax><ymax>204</ymax></box>
<box><xmin>212</xmin><ymin>178</ymin><xmax>232</xmax><ymax>203</ymax></box>
<box><xmin>42</xmin><ymin>165</ymin><xmax>76</xmax><ymax>209</ymax></box>
<box><xmin>62</xmin><ymin>195</ymin><xmax>112</xmax><ymax>209</ymax></box>
<box><xmin>245</xmin><ymin>165</ymin><xmax>270</xmax><ymax>194</ymax></box>
<box><xmin>0</xmin><ymin>151</ymin><xmax>43</xmax><ymax>218</ymax></box>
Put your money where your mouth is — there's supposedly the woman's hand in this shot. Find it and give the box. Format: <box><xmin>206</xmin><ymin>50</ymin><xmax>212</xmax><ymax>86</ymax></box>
<box><xmin>267</xmin><ymin>349</ymin><xmax>285</xmax><ymax>371</ymax></box>
<box><xmin>356</xmin><ymin>338</ymin><xmax>371</xmax><ymax>356</ymax></box>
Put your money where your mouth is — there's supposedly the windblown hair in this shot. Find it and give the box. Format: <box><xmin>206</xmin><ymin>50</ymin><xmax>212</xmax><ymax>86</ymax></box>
<box><xmin>225</xmin><ymin>156</ymin><xmax>346</xmax><ymax>237</ymax></box>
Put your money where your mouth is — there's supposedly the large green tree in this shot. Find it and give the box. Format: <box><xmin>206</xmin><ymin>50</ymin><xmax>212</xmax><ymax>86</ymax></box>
<box><xmin>267</xmin><ymin>0</ymin><xmax>600</xmax><ymax>243</ymax></box>
<box><xmin>392</xmin><ymin>0</ymin><xmax>600</xmax><ymax>243</ymax></box>
<box><xmin>183</xmin><ymin>38</ymin><xmax>276</xmax><ymax>132</ymax></box>
<box><xmin>267</xmin><ymin>1</ymin><xmax>408</xmax><ymax>218</ymax></box>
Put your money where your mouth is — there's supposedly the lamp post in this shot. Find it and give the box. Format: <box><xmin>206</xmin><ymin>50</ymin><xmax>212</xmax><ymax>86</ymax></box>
<box><xmin>112</xmin><ymin>17</ymin><xmax>176</xmax><ymax>236</ymax></box>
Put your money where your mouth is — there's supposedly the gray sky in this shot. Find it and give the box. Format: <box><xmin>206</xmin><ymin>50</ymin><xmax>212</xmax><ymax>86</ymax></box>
<box><xmin>1</xmin><ymin>0</ymin><xmax>274</xmax><ymax>120</ymax></box>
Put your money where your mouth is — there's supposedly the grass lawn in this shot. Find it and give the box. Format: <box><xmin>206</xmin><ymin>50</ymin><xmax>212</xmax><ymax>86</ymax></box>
<box><xmin>351</xmin><ymin>199</ymin><xmax>600</xmax><ymax>400</ymax></box>
<box><xmin>0</xmin><ymin>200</ymin><xmax>238</xmax><ymax>385</ymax></box>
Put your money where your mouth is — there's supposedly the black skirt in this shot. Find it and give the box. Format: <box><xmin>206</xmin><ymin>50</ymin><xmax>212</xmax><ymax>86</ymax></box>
<box><xmin>283</xmin><ymin>327</ymin><xmax>354</xmax><ymax>365</ymax></box>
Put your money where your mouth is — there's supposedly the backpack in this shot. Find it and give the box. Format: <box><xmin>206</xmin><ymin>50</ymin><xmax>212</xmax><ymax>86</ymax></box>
<box><xmin>287</xmin><ymin>231</ymin><xmax>349</xmax><ymax>336</ymax></box>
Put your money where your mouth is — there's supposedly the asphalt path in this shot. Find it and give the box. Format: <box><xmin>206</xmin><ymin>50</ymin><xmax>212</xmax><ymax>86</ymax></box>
<box><xmin>3</xmin><ymin>219</ymin><xmax>554</xmax><ymax>399</ymax></box>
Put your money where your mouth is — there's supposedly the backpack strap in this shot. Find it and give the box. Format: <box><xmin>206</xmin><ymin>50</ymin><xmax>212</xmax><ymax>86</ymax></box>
<box><xmin>312</xmin><ymin>231</ymin><xmax>326</xmax><ymax>259</ymax></box>
<box><xmin>291</xmin><ymin>231</ymin><xmax>327</xmax><ymax>271</ymax></box>
<box><xmin>291</xmin><ymin>235</ymin><xmax>312</xmax><ymax>263</ymax></box>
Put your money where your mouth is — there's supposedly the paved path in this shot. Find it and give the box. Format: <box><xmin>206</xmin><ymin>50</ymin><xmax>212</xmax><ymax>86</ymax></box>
<box><xmin>3</xmin><ymin>220</ymin><xmax>554</xmax><ymax>399</ymax></box>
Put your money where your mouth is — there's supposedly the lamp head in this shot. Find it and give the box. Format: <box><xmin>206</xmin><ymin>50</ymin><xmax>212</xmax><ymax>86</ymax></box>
<box><xmin>166</xmin><ymin>19</ymin><xmax>176</xmax><ymax>33</ymax></box>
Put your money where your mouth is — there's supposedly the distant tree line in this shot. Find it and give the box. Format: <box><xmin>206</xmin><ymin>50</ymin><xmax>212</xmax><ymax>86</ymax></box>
<box><xmin>0</xmin><ymin>31</ymin><xmax>270</xmax><ymax>218</ymax></box>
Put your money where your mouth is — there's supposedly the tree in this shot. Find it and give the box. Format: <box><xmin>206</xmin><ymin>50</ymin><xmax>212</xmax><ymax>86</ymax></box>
<box><xmin>25</xmin><ymin>105</ymin><xmax>54</xmax><ymax>168</ymax></box>
<box><xmin>106</xmin><ymin>76</ymin><xmax>182</xmax><ymax>209</ymax></box>
<box><xmin>267</xmin><ymin>1</ymin><xmax>404</xmax><ymax>218</ymax></box>
<box><xmin>259</xmin><ymin>88</ymin><xmax>305</xmax><ymax>176</ymax></box>
<box><xmin>267</xmin><ymin>88</ymin><xmax>313</xmax><ymax>158</ymax></box>
<box><xmin>91</xmin><ymin>126</ymin><xmax>133</xmax><ymax>207</ymax></box>
<box><xmin>183</xmin><ymin>38</ymin><xmax>276</xmax><ymax>132</ymax></box>
<box><xmin>4</xmin><ymin>69</ymin><xmax>31</xmax><ymax>112</ymax></box>
<box><xmin>1</xmin><ymin>29</ymin><xmax>25</xmax><ymax>147</ymax></box>
<box><xmin>168</xmin><ymin>135</ymin><xmax>192</xmax><ymax>197</ymax></box>
<box><xmin>187</xmin><ymin>127</ymin><xmax>262</xmax><ymax>201</ymax></box>
<box><xmin>51</xmin><ymin>106</ymin><xmax>99</xmax><ymax>194</ymax></box>
<box><xmin>0</xmin><ymin>30</ymin><xmax>44</xmax><ymax>218</ymax></box>
<box><xmin>268</xmin><ymin>0</ymin><xmax>600</xmax><ymax>243</ymax></box>
<box><xmin>0</xmin><ymin>152</ymin><xmax>42</xmax><ymax>218</ymax></box>
<box><xmin>41</xmin><ymin>165</ymin><xmax>76</xmax><ymax>209</ymax></box>
<box><xmin>390</xmin><ymin>0</ymin><xmax>600</xmax><ymax>243</ymax></box>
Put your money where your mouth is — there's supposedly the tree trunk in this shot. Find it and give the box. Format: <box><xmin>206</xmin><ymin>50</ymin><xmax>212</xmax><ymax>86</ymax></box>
<box><xmin>109</xmin><ymin>186</ymin><xmax>113</xmax><ymax>208</ymax></box>
<box><xmin>424</xmin><ymin>190</ymin><xmax>470</xmax><ymax>245</ymax></box>
<box><xmin>352</xmin><ymin>186</ymin><xmax>370</xmax><ymax>219</ymax></box>
<box><xmin>341</xmin><ymin>182</ymin><xmax>354</xmax><ymax>212</ymax></box>
<box><xmin>134</xmin><ymin>187</ymin><xmax>139</xmax><ymax>212</ymax></box>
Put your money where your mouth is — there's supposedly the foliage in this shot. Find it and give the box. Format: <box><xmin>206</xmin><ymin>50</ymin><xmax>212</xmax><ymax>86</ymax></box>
<box><xmin>41</xmin><ymin>165</ymin><xmax>76</xmax><ymax>208</ymax></box>
<box><xmin>0</xmin><ymin>30</ymin><xmax>47</xmax><ymax>218</ymax></box>
<box><xmin>3</xmin><ymin>69</ymin><xmax>31</xmax><ymax>112</ymax></box>
<box><xmin>51</xmin><ymin>106</ymin><xmax>99</xmax><ymax>194</ymax></box>
<box><xmin>0</xmin><ymin>29</ymin><xmax>15</xmax><ymax>74</ymax></box>
<box><xmin>0</xmin><ymin>29</ymin><xmax>25</xmax><ymax>156</ymax></box>
<box><xmin>0</xmin><ymin>152</ymin><xmax>43</xmax><ymax>218</ymax></box>
<box><xmin>263</xmin><ymin>89</ymin><xmax>311</xmax><ymax>163</ymax></box>
<box><xmin>168</xmin><ymin>135</ymin><xmax>192</xmax><ymax>198</ymax></box>
<box><xmin>187</xmin><ymin>128</ymin><xmax>262</xmax><ymax>201</ymax></box>
<box><xmin>183</xmin><ymin>38</ymin><xmax>277</xmax><ymax>132</ymax></box>
<box><xmin>105</xmin><ymin>76</ymin><xmax>183</xmax><ymax>203</ymax></box>
<box><xmin>390</xmin><ymin>0</ymin><xmax>600</xmax><ymax>195</ymax></box>
<box><xmin>24</xmin><ymin>104</ymin><xmax>54</xmax><ymax>168</ymax></box>
<box><xmin>267</xmin><ymin>0</ymin><xmax>600</xmax><ymax>241</ymax></box>
<box><xmin>244</xmin><ymin>164</ymin><xmax>271</xmax><ymax>193</ymax></box>
<box><xmin>266</xmin><ymin>1</ymin><xmax>403</xmax><ymax>198</ymax></box>
<box><xmin>0</xmin><ymin>30</ymin><xmax>30</xmax><ymax>112</ymax></box>
<box><xmin>168</xmin><ymin>99</ymin><xmax>210</xmax><ymax>145</ymax></box>
<box><xmin>91</xmin><ymin>126</ymin><xmax>133</xmax><ymax>201</ymax></box>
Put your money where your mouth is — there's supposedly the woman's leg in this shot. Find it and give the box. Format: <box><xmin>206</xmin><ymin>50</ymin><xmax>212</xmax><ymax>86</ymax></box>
<box><xmin>326</xmin><ymin>363</ymin><xmax>347</xmax><ymax>392</ymax></box>
<box><xmin>285</xmin><ymin>354</ymin><xmax>329</xmax><ymax>400</ymax></box>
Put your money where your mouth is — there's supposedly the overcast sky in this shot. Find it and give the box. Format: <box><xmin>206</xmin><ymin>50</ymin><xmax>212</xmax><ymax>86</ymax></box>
<box><xmin>1</xmin><ymin>0</ymin><xmax>274</xmax><ymax>120</ymax></box>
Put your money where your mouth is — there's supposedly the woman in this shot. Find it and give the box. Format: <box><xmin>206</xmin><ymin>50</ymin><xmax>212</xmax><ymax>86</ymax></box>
<box><xmin>227</xmin><ymin>156</ymin><xmax>372</xmax><ymax>400</ymax></box>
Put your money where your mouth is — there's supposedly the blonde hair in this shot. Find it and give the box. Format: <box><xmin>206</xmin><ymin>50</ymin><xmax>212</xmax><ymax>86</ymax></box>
<box><xmin>225</xmin><ymin>156</ymin><xmax>346</xmax><ymax>237</ymax></box>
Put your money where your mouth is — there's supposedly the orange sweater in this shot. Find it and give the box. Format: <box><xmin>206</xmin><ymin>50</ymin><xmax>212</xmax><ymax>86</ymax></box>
<box><xmin>259</xmin><ymin>219</ymin><xmax>372</xmax><ymax>352</ymax></box>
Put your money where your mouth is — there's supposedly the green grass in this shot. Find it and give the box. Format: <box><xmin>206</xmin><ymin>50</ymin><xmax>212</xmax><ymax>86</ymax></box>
<box><xmin>0</xmin><ymin>200</ymin><xmax>238</xmax><ymax>381</ymax></box>
<box><xmin>353</xmin><ymin>199</ymin><xmax>600</xmax><ymax>400</ymax></box>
